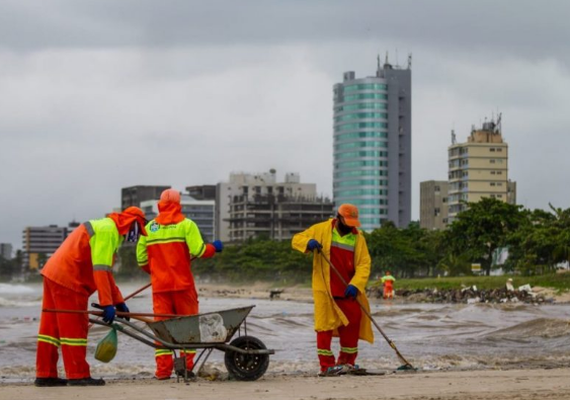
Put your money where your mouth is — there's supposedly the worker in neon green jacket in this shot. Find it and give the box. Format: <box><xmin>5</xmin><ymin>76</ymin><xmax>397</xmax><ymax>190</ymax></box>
<box><xmin>381</xmin><ymin>271</ymin><xmax>396</xmax><ymax>299</ymax></box>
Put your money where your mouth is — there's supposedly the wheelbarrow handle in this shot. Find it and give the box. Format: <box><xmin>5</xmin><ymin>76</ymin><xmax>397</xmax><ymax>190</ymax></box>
<box><xmin>43</xmin><ymin>308</ymin><xmax>186</xmax><ymax>322</ymax></box>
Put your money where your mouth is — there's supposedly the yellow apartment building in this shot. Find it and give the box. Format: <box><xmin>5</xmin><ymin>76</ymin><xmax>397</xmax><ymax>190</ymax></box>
<box><xmin>448</xmin><ymin>119</ymin><xmax>515</xmax><ymax>223</ymax></box>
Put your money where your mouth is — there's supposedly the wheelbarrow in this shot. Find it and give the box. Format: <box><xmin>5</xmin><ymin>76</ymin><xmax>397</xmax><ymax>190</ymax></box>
<box><xmin>88</xmin><ymin>305</ymin><xmax>274</xmax><ymax>382</ymax></box>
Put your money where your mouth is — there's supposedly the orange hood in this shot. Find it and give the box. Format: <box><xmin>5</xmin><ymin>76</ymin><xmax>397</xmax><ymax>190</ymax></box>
<box><xmin>155</xmin><ymin>200</ymin><xmax>185</xmax><ymax>225</ymax></box>
<box><xmin>107</xmin><ymin>206</ymin><xmax>148</xmax><ymax>236</ymax></box>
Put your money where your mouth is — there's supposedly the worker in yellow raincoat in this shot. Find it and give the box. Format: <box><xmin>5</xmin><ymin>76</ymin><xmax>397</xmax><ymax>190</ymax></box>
<box><xmin>292</xmin><ymin>204</ymin><xmax>373</xmax><ymax>376</ymax></box>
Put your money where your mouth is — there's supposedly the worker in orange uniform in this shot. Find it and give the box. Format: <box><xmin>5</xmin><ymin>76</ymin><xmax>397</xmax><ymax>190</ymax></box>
<box><xmin>292</xmin><ymin>204</ymin><xmax>373</xmax><ymax>376</ymax></box>
<box><xmin>381</xmin><ymin>271</ymin><xmax>396</xmax><ymax>300</ymax></box>
<box><xmin>136</xmin><ymin>189</ymin><xmax>223</xmax><ymax>380</ymax></box>
<box><xmin>35</xmin><ymin>207</ymin><xmax>147</xmax><ymax>387</ymax></box>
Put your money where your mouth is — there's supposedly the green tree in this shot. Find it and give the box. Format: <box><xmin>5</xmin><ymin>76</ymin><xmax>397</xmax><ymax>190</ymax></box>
<box><xmin>447</xmin><ymin>198</ymin><xmax>525</xmax><ymax>276</ymax></box>
<box><xmin>366</xmin><ymin>221</ymin><xmax>443</xmax><ymax>278</ymax></box>
<box><xmin>37</xmin><ymin>253</ymin><xmax>48</xmax><ymax>269</ymax></box>
<box><xmin>0</xmin><ymin>251</ymin><xmax>23</xmax><ymax>281</ymax></box>
<box><xmin>418</xmin><ymin>228</ymin><xmax>449</xmax><ymax>277</ymax></box>
<box><xmin>437</xmin><ymin>251</ymin><xmax>472</xmax><ymax>276</ymax></box>
<box><xmin>507</xmin><ymin>205</ymin><xmax>570</xmax><ymax>275</ymax></box>
<box><xmin>193</xmin><ymin>237</ymin><xmax>312</xmax><ymax>283</ymax></box>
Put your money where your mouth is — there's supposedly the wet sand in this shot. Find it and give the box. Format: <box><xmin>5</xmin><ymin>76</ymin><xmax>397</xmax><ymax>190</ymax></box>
<box><xmin>1</xmin><ymin>368</ymin><xmax>569</xmax><ymax>400</ymax></box>
<box><xmin>196</xmin><ymin>282</ymin><xmax>314</xmax><ymax>302</ymax></box>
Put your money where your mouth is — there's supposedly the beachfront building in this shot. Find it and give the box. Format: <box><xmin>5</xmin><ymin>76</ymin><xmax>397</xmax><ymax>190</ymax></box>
<box><xmin>333</xmin><ymin>55</ymin><xmax>412</xmax><ymax>230</ymax></box>
<box><xmin>140</xmin><ymin>194</ymin><xmax>215</xmax><ymax>242</ymax></box>
<box><xmin>121</xmin><ymin>185</ymin><xmax>171</xmax><ymax>210</ymax></box>
<box><xmin>419</xmin><ymin>181</ymin><xmax>449</xmax><ymax>230</ymax></box>
<box><xmin>217</xmin><ymin>170</ymin><xmax>333</xmax><ymax>242</ymax></box>
<box><xmin>185</xmin><ymin>185</ymin><xmax>216</xmax><ymax>201</ymax></box>
<box><xmin>448</xmin><ymin>118</ymin><xmax>516</xmax><ymax>223</ymax></box>
<box><xmin>0</xmin><ymin>243</ymin><xmax>13</xmax><ymax>260</ymax></box>
<box><xmin>21</xmin><ymin>223</ymin><xmax>75</xmax><ymax>270</ymax></box>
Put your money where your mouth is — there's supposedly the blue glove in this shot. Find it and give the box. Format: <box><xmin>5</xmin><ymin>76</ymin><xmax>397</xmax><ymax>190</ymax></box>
<box><xmin>102</xmin><ymin>305</ymin><xmax>116</xmax><ymax>323</ymax></box>
<box><xmin>212</xmin><ymin>240</ymin><xmax>223</xmax><ymax>253</ymax></box>
<box><xmin>307</xmin><ymin>239</ymin><xmax>322</xmax><ymax>251</ymax></box>
<box><xmin>345</xmin><ymin>284</ymin><xmax>358</xmax><ymax>298</ymax></box>
<box><xmin>116</xmin><ymin>302</ymin><xmax>130</xmax><ymax>321</ymax></box>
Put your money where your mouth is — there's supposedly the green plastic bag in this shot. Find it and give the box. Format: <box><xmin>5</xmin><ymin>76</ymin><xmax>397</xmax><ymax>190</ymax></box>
<box><xmin>95</xmin><ymin>328</ymin><xmax>118</xmax><ymax>363</ymax></box>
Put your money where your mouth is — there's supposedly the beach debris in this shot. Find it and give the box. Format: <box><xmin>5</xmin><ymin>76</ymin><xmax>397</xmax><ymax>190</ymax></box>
<box><xmin>94</xmin><ymin>328</ymin><xmax>118</xmax><ymax>363</ymax></box>
<box><xmin>367</xmin><ymin>286</ymin><xmax>548</xmax><ymax>304</ymax></box>
<box><xmin>269</xmin><ymin>289</ymin><xmax>284</xmax><ymax>300</ymax></box>
<box><xmin>197</xmin><ymin>365</ymin><xmax>227</xmax><ymax>381</ymax></box>
<box><xmin>518</xmin><ymin>284</ymin><xmax>533</xmax><ymax>293</ymax></box>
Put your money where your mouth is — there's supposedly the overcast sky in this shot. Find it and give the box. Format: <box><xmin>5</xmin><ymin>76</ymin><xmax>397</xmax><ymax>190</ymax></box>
<box><xmin>1</xmin><ymin>0</ymin><xmax>569</xmax><ymax>250</ymax></box>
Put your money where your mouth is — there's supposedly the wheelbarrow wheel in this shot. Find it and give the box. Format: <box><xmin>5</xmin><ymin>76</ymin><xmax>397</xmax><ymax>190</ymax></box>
<box><xmin>224</xmin><ymin>335</ymin><xmax>269</xmax><ymax>381</ymax></box>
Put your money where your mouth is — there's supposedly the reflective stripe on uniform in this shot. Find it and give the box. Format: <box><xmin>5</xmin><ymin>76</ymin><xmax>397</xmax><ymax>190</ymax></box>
<box><xmin>137</xmin><ymin>257</ymin><xmax>148</xmax><ymax>267</ymax></box>
<box><xmin>331</xmin><ymin>228</ymin><xmax>357</xmax><ymax>249</ymax></box>
<box><xmin>194</xmin><ymin>243</ymin><xmax>206</xmax><ymax>258</ymax></box>
<box><xmin>340</xmin><ymin>346</ymin><xmax>358</xmax><ymax>354</ymax></box>
<box><xmin>60</xmin><ymin>337</ymin><xmax>88</xmax><ymax>347</ymax></box>
<box><xmin>93</xmin><ymin>265</ymin><xmax>111</xmax><ymax>271</ymax></box>
<box><xmin>146</xmin><ymin>237</ymin><xmax>186</xmax><ymax>245</ymax></box>
<box><xmin>330</xmin><ymin>242</ymin><xmax>354</xmax><ymax>251</ymax></box>
<box><xmin>317</xmin><ymin>349</ymin><xmax>334</xmax><ymax>356</ymax></box>
<box><xmin>84</xmin><ymin>221</ymin><xmax>95</xmax><ymax>238</ymax></box>
<box><xmin>155</xmin><ymin>349</ymin><xmax>174</xmax><ymax>357</ymax></box>
<box><xmin>38</xmin><ymin>334</ymin><xmax>60</xmax><ymax>347</ymax></box>
<box><xmin>181</xmin><ymin>349</ymin><xmax>196</xmax><ymax>355</ymax></box>
<box><xmin>138</xmin><ymin>218</ymin><xmax>206</xmax><ymax>261</ymax></box>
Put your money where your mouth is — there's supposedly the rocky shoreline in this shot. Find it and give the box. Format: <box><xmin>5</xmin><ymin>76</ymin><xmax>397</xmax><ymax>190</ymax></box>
<box><xmin>193</xmin><ymin>281</ymin><xmax>569</xmax><ymax>305</ymax></box>
<box><xmin>366</xmin><ymin>285</ymin><xmax>556</xmax><ymax>304</ymax></box>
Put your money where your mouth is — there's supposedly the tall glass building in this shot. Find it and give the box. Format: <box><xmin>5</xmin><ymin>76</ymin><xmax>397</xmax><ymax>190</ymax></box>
<box><xmin>333</xmin><ymin>58</ymin><xmax>412</xmax><ymax>230</ymax></box>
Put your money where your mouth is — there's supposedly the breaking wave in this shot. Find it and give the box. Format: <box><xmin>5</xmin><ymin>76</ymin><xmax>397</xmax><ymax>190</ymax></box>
<box><xmin>0</xmin><ymin>283</ymin><xmax>35</xmax><ymax>295</ymax></box>
<box><xmin>0</xmin><ymin>297</ymin><xmax>41</xmax><ymax>308</ymax></box>
<box><xmin>485</xmin><ymin>318</ymin><xmax>570</xmax><ymax>339</ymax></box>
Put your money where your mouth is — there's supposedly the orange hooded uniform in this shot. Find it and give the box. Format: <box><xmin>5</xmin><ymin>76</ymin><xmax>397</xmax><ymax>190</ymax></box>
<box><xmin>381</xmin><ymin>272</ymin><xmax>396</xmax><ymax>299</ymax></box>
<box><xmin>36</xmin><ymin>207</ymin><xmax>147</xmax><ymax>382</ymax></box>
<box><xmin>136</xmin><ymin>189</ymin><xmax>216</xmax><ymax>379</ymax></box>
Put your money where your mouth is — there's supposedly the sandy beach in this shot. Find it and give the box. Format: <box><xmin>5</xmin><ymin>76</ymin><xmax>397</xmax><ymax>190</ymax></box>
<box><xmin>1</xmin><ymin>368</ymin><xmax>570</xmax><ymax>400</ymax></box>
<box><xmin>196</xmin><ymin>282</ymin><xmax>315</xmax><ymax>303</ymax></box>
<box><xmin>2</xmin><ymin>281</ymin><xmax>570</xmax><ymax>399</ymax></box>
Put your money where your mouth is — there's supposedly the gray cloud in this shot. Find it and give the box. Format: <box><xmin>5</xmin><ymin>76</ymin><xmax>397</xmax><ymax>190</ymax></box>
<box><xmin>1</xmin><ymin>1</ymin><xmax>569</xmax><ymax>250</ymax></box>
<box><xmin>1</xmin><ymin>1</ymin><xmax>569</xmax><ymax>59</ymax></box>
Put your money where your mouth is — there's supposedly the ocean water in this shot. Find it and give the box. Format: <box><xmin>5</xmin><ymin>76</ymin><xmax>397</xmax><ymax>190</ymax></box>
<box><xmin>1</xmin><ymin>282</ymin><xmax>570</xmax><ymax>381</ymax></box>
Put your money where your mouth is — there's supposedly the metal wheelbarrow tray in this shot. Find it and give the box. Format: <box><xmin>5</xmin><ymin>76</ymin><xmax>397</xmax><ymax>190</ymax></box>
<box><xmin>90</xmin><ymin>305</ymin><xmax>274</xmax><ymax>382</ymax></box>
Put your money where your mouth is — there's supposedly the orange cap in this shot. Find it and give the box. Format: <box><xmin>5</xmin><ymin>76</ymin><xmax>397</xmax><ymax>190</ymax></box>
<box><xmin>160</xmin><ymin>189</ymin><xmax>181</xmax><ymax>204</ymax></box>
<box><xmin>338</xmin><ymin>203</ymin><xmax>361</xmax><ymax>227</ymax></box>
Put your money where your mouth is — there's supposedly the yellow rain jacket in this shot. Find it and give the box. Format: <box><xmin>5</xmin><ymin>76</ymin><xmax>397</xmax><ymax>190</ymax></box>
<box><xmin>292</xmin><ymin>219</ymin><xmax>374</xmax><ymax>344</ymax></box>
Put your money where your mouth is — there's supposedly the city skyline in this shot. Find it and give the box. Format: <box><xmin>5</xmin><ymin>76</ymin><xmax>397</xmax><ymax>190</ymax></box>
<box><xmin>2</xmin><ymin>1</ymin><xmax>570</xmax><ymax>249</ymax></box>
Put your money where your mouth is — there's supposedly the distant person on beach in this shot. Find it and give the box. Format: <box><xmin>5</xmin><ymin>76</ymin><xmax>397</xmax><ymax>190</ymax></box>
<box><xmin>292</xmin><ymin>203</ymin><xmax>373</xmax><ymax>376</ymax></box>
<box><xmin>35</xmin><ymin>207</ymin><xmax>147</xmax><ymax>387</ymax></box>
<box><xmin>136</xmin><ymin>189</ymin><xmax>223</xmax><ymax>380</ymax></box>
<box><xmin>381</xmin><ymin>271</ymin><xmax>396</xmax><ymax>299</ymax></box>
